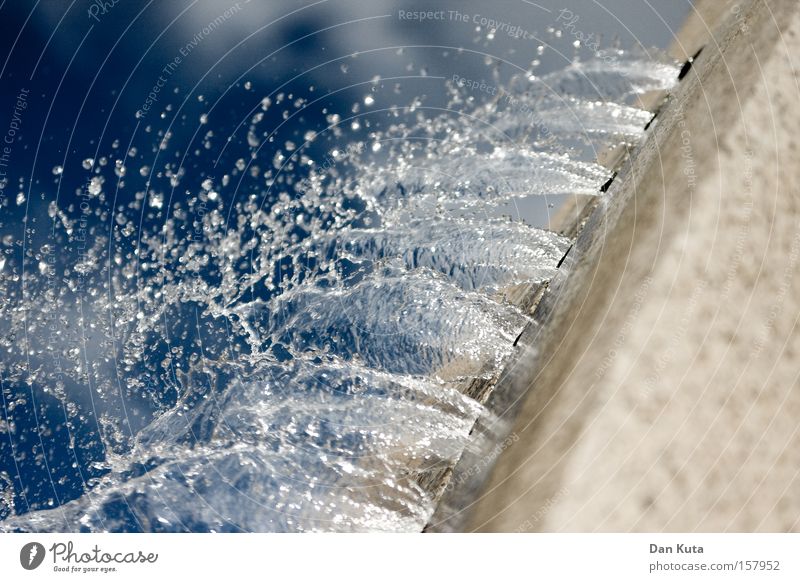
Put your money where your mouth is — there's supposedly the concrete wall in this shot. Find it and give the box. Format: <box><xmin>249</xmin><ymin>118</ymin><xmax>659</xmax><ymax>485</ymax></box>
<box><xmin>451</xmin><ymin>0</ymin><xmax>800</xmax><ymax>532</ymax></box>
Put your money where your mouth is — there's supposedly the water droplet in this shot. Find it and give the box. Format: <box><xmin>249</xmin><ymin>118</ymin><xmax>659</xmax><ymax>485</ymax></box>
<box><xmin>148</xmin><ymin>192</ymin><xmax>163</xmax><ymax>209</ymax></box>
<box><xmin>88</xmin><ymin>176</ymin><xmax>102</xmax><ymax>196</ymax></box>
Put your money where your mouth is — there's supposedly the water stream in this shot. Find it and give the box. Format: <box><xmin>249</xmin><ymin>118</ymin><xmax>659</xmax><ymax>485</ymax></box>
<box><xmin>0</xmin><ymin>52</ymin><xmax>676</xmax><ymax>532</ymax></box>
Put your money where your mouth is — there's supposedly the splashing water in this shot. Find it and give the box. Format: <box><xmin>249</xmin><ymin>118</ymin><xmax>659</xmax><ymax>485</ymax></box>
<box><xmin>0</xmin><ymin>53</ymin><xmax>676</xmax><ymax>532</ymax></box>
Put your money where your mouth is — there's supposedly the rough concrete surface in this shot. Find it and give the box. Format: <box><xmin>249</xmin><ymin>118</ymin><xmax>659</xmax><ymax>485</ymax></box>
<box><xmin>460</xmin><ymin>0</ymin><xmax>800</xmax><ymax>532</ymax></box>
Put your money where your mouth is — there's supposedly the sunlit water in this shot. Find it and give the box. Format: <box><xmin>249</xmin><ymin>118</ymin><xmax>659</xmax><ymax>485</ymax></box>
<box><xmin>0</xmin><ymin>53</ymin><xmax>676</xmax><ymax>532</ymax></box>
